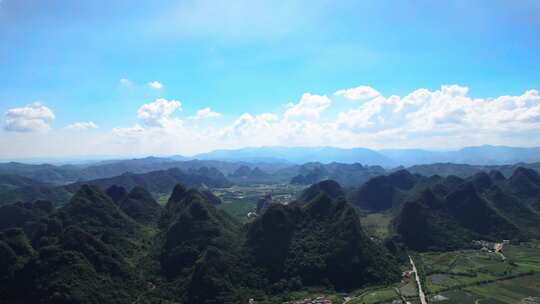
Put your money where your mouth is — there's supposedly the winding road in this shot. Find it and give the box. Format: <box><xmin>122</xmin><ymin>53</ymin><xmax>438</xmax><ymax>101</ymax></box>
<box><xmin>409</xmin><ymin>255</ymin><xmax>428</xmax><ymax>304</ymax></box>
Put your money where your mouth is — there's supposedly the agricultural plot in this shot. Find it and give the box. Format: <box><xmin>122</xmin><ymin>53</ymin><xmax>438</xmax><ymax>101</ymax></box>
<box><xmin>347</xmin><ymin>286</ymin><xmax>401</xmax><ymax>304</ymax></box>
<box><xmin>419</xmin><ymin>244</ymin><xmax>540</xmax><ymax>303</ymax></box>
<box><xmin>359</xmin><ymin>212</ymin><xmax>393</xmax><ymax>239</ymax></box>
<box><xmin>214</xmin><ymin>184</ymin><xmax>305</xmax><ymax>220</ymax></box>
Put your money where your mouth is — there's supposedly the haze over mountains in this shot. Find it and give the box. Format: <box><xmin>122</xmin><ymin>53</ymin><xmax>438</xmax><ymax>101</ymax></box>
<box><xmin>4</xmin><ymin>145</ymin><xmax>540</xmax><ymax>171</ymax></box>
<box><xmin>2</xmin><ymin>144</ymin><xmax>540</xmax><ymax>302</ymax></box>
<box><xmin>3</xmin><ymin>144</ymin><xmax>540</xmax><ymax>207</ymax></box>
<box><xmin>195</xmin><ymin>145</ymin><xmax>540</xmax><ymax>166</ymax></box>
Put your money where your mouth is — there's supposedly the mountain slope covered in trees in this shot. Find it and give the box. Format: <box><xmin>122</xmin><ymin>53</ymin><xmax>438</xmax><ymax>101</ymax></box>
<box><xmin>0</xmin><ymin>180</ymin><xmax>401</xmax><ymax>303</ymax></box>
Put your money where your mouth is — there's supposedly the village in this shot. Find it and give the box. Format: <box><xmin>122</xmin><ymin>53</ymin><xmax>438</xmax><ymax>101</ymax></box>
<box><xmin>247</xmin><ymin>296</ymin><xmax>334</xmax><ymax>304</ymax></box>
<box><xmin>284</xmin><ymin>297</ymin><xmax>334</xmax><ymax>304</ymax></box>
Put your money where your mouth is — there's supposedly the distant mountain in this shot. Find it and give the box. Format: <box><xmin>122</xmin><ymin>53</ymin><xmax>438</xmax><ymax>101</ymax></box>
<box><xmin>0</xmin><ymin>167</ymin><xmax>231</xmax><ymax>207</ymax></box>
<box><xmin>3</xmin><ymin>145</ymin><xmax>540</xmax><ymax>186</ymax></box>
<box><xmin>288</xmin><ymin>162</ymin><xmax>385</xmax><ymax>187</ymax></box>
<box><xmin>195</xmin><ymin>146</ymin><xmax>393</xmax><ymax>166</ymax></box>
<box><xmin>229</xmin><ymin>165</ymin><xmax>273</xmax><ymax>184</ymax></box>
<box><xmin>0</xmin><ymin>157</ymin><xmax>292</xmax><ymax>185</ymax></box>
<box><xmin>0</xmin><ymin>162</ymin><xmax>82</xmax><ymax>185</ymax></box>
<box><xmin>406</xmin><ymin>162</ymin><xmax>540</xmax><ymax>178</ymax></box>
<box><xmin>382</xmin><ymin>145</ymin><xmax>540</xmax><ymax>166</ymax></box>
<box><xmin>0</xmin><ymin>174</ymin><xmax>48</xmax><ymax>192</ymax></box>
<box><xmin>66</xmin><ymin>167</ymin><xmax>232</xmax><ymax>194</ymax></box>
<box><xmin>196</xmin><ymin>145</ymin><xmax>540</xmax><ymax>166</ymax></box>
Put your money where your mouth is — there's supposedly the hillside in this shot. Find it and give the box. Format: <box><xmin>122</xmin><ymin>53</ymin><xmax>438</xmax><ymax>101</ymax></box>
<box><xmin>66</xmin><ymin>167</ymin><xmax>231</xmax><ymax>194</ymax></box>
<box><xmin>246</xmin><ymin>187</ymin><xmax>400</xmax><ymax>290</ymax></box>
<box><xmin>349</xmin><ymin>167</ymin><xmax>540</xmax><ymax>250</ymax></box>
<box><xmin>0</xmin><ymin>181</ymin><xmax>402</xmax><ymax>303</ymax></box>
<box><xmin>0</xmin><ymin>167</ymin><xmax>232</xmax><ymax>207</ymax></box>
<box><xmin>348</xmin><ymin>170</ymin><xmax>420</xmax><ymax>212</ymax></box>
<box><xmin>289</xmin><ymin>162</ymin><xmax>386</xmax><ymax>187</ymax></box>
<box><xmin>406</xmin><ymin>162</ymin><xmax>540</xmax><ymax>178</ymax></box>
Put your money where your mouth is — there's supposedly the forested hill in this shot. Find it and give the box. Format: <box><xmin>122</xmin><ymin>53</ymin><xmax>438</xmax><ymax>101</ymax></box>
<box><xmin>0</xmin><ymin>167</ymin><xmax>231</xmax><ymax>207</ymax></box>
<box><xmin>348</xmin><ymin>167</ymin><xmax>540</xmax><ymax>251</ymax></box>
<box><xmin>0</xmin><ymin>181</ymin><xmax>401</xmax><ymax>303</ymax></box>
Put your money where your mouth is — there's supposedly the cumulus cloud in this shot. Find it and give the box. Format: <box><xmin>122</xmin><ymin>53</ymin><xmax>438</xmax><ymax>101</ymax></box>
<box><xmin>119</xmin><ymin>78</ymin><xmax>132</xmax><ymax>86</ymax></box>
<box><xmin>147</xmin><ymin>81</ymin><xmax>164</xmax><ymax>90</ymax></box>
<box><xmin>336</xmin><ymin>85</ymin><xmax>540</xmax><ymax>136</ymax></box>
<box><xmin>4</xmin><ymin>103</ymin><xmax>55</xmax><ymax>132</ymax></box>
<box><xmin>191</xmin><ymin>107</ymin><xmax>221</xmax><ymax>119</ymax></box>
<box><xmin>107</xmin><ymin>86</ymin><xmax>540</xmax><ymax>155</ymax></box>
<box><xmin>65</xmin><ymin>121</ymin><xmax>98</xmax><ymax>131</ymax></box>
<box><xmin>284</xmin><ymin>93</ymin><xmax>331</xmax><ymax>119</ymax></box>
<box><xmin>334</xmin><ymin>85</ymin><xmax>380</xmax><ymax>101</ymax></box>
<box><xmin>224</xmin><ymin>86</ymin><xmax>540</xmax><ymax>149</ymax></box>
<box><xmin>137</xmin><ymin>98</ymin><xmax>182</xmax><ymax>127</ymax></box>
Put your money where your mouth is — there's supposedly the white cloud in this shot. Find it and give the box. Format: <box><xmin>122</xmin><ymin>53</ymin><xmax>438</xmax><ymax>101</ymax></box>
<box><xmin>112</xmin><ymin>124</ymin><xmax>145</xmax><ymax>138</ymax></box>
<box><xmin>191</xmin><ymin>107</ymin><xmax>221</xmax><ymax>119</ymax></box>
<box><xmin>137</xmin><ymin>98</ymin><xmax>182</xmax><ymax>127</ymax></box>
<box><xmin>284</xmin><ymin>93</ymin><xmax>331</xmax><ymax>119</ymax></box>
<box><xmin>119</xmin><ymin>78</ymin><xmax>132</xmax><ymax>86</ymax></box>
<box><xmin>65</xmin><ymin>121</ymin><xmax>98</xmax><ymax>131</ymax></box>
<box><xmin>4</xmin><ymin>103</ymin><xmax>55</xmax><ymax>132</ymax></box>
<box><xmin>336</xmin><ymin>85</ymin><xmax>540</xmax><ymax>137</ymax></box>
<box><xmin>7</xmin><ymin>86</ymin><xmax>540</xmax><ymax>158</ymax></box>
<box><xmin>334</xmin><ymin>85</ymin><xmax>380</xmax><ymax>101</ymax></box>
<box><xmin>108</xmin><ymin>87</ymin><xmax>540</xmax><ymax>154</ymax></box>
<box><xmin>147</xmin><ymin>81</ymin><xmax>164</xmax><ymax>90</ymax></box>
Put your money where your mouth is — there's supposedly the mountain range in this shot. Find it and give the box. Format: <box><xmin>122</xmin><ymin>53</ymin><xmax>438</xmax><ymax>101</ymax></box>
<box><xmin>193</xmin><ymin>145</ymin><xmax>540</xmax><ymax>166</ymax></box>
<box><xmin>0</xmin><ymin>181</ymin><xmax>400</xmax><ymax>303</ymax></box>
<box><xmin>0</xmin><ymin>167</ymin><xmax>232</xmax><ymax>207</ymax></box>
<box><xmin>2</xmin><ymin>152</ymin><xmax>540</xmax><ymax>302</ymax></box>
<box><xmin>348</xmin><ymin>167</ymin><xmax>540</xmax><ymax>251</ymax></box>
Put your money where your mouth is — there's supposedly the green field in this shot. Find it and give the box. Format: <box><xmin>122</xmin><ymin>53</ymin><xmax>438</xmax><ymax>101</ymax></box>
<box><xmin>214</xmin><ymin>184</ymin><xmax>305</xmax><ymax>221</ymax></box>
<box><xmin>154</xmin><ymin>184</ymin><xmax>305</xmax><ymax>221</ymax></box>
<box><xmin>359</xmin><ymin>212</ymin><xmax>393</xmax><ymax>239</ymax></box>
<box><xmin>418</xmin><ymin>243</ymin><xmax>540</xmax><ymax>303</ymax></box>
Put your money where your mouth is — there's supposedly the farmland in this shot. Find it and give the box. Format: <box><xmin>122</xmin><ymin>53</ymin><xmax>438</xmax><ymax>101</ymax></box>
<box><xmin>417</xmin><ymin>242</ymin><xmax>540</xmax><ymax>303</ymax></box>
<box><xmin>214</xmin><ymin>183</ymin><xmax>305</xmax><ymax>221</ymax></box>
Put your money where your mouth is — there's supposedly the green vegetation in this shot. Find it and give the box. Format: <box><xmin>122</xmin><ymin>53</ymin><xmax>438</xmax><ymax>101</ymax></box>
<box><xmin>0</xmin><ymin>180</ymin><xmax>404</xmax><ymax>304</ymax></box>
<box><xmin>348</xmin><ymin>168</ymin><xmax>540</xmax><ymax>251</ymax></box>
<box><xmin>359</xmin><ymin>212</ymin><xmax>393</xmax><ymax>239</ymax></box>
<box><xmin>214</xmin><ymin>183</ymin><xmax>305</xmax><ymax>221</ymax></box>
<box><xmin>415</xmin><ymin>243</ymin><xmax>540</xmax><ymax>303</ymax></box>
<box><xmin>347</xmin><ymin>286</ymin><xmax>400</xmax><ymax>304</ymax></box>
<box><xmin>3</xmin><ymin>161</ymin><xmax>540</xmax><ymax>303</ymax></box>
<box><xmin>219</xmin><ymin>200</ymin><xmax>256</xmax><ymax>220</ymax></box>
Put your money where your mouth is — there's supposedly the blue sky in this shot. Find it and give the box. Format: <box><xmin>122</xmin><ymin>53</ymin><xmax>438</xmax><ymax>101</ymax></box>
<box><xmin>1</xmin><ymin>0</ymin><xmax>540</xmax><ymax>158</ymax></box>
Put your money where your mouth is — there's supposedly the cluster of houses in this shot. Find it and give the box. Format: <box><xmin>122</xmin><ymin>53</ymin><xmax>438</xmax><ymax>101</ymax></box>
<box><xmin>401</xmin><ymin>269</ymin><xmax>413</xmax><ymax>283</ymax></box>
<box><xmin>248</xmin><ymin>297</ymin><xmax>333</xmax><ymax>304</ymax></box>
<box><xmin>284</xmin><ymin>297</ymin><xmax>333</xmax><ymax>304</ymax></box>
<box><xmin>472</xmin><ymin>240</ymin><xmax>509</xmax><ymax>252</ymax></box>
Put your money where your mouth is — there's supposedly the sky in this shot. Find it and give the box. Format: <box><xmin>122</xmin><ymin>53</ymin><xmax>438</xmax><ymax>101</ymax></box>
<box><xmin>1</xmin><ymin>0</ymin><xmax>540</xmax><ymax>159</ymax></box>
